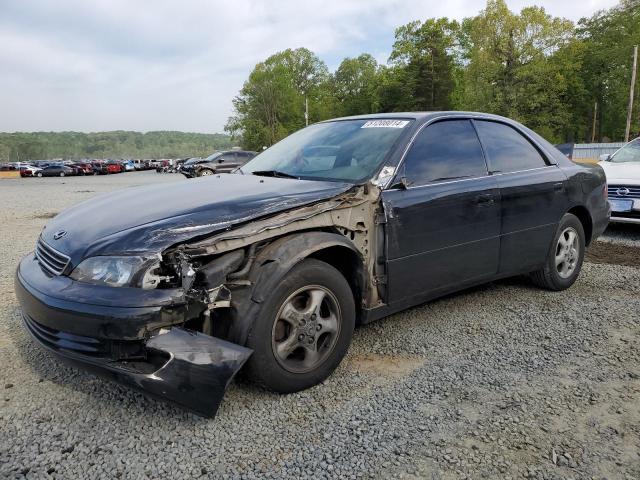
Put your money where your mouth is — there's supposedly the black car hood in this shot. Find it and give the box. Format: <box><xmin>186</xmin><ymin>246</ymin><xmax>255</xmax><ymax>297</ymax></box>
<box><xmin>41</xmin><ymin>174</ymin><xmax>352</xmax><ymax>263</ymax></box>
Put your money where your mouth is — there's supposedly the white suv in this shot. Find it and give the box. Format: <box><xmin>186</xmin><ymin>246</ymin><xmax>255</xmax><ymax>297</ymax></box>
<box><xmin>599</xmin><ymin>138</ymin><xmax>640</xmax><ymax>224</ymax></box>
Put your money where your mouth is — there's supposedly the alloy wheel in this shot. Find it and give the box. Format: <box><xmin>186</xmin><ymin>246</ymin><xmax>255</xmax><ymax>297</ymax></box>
<box><xmin>271</xmin><ymin>285</ymin><xmax>341</xmax><ymax>374</ymax></box>
<box><xmin>555</xmin><ymin>227</ymin><xmax>580</xmax><ymax>279</ymax></box>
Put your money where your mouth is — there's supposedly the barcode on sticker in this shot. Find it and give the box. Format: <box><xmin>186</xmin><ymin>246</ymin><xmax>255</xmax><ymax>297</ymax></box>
<box><xmin>361</xmin><ymin>120</ymin><xmax>410</xmax><ymax>128</ymax></box>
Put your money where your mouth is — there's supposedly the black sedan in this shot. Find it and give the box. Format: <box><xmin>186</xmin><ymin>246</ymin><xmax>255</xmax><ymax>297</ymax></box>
<box><xmin>15</xmin><ymin>112</ymin><xmax>610</xmax><ymax>417</ymax></box>
<box><xmin>35</xmin><ymin>165</ymin><xmax>75</xmax><ymax>177</ymax></box>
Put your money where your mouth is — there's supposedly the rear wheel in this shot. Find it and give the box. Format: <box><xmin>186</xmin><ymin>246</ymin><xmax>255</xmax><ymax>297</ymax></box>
<box><xmin>245</xmin><ymin>259</ymin><xmax>355</xmax><ymax>393</ymax></box>
<box><xmin>37</xmin><ymin>172</ymin><xmax>42</xmax><ymax>177</ymax></box>
<box><xmin>530</xmin><ymin>213</ymin><xmax>585</xmax><ymax>291</ymax></box>
<box><xmin>59</xmin><ymin>172</ymin><xmax>65</xmax><ymax>177</ymax></box>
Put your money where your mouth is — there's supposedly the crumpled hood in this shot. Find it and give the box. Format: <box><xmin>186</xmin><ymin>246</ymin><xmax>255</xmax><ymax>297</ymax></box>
<box><xmin>598</xmin><ymin>161</ymin><xmax>640</xmax><ymax>184</ymax></box>
<box><xmin>41</xmin><ymin>174</ymin><xmax>351</xmax><ymax>264</ymax></box>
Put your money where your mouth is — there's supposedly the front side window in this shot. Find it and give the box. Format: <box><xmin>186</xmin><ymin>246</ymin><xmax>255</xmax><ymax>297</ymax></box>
<box><xmin>240</xmin><ymin>119</ymin><xmax>413</xmax><ymax>183</ymax></box>
<box><xmin>474</xmin><ymin>121</ymin><xmax>547</xmax><ymax>173</ymax></box>
<box><xmin>611</xmin><ymin>138</ymin><xmax>640</xmax><ymax>163</ymax></box>
<box><xmin>402</xmin><ymin>120</ymin><xmax>487</xmax><ymax>186</ymax></box>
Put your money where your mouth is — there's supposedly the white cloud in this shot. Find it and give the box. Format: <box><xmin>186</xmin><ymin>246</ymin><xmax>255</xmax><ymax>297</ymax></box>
<box><xmin>0</xmin><ymin>0</ymin><xmax>619</xmax><ymax>133</ymax></box>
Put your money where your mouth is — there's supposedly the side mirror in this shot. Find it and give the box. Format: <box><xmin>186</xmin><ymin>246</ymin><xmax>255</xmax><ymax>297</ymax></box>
<box><xmin>599</xmin><ymin>153</ymin><xmax>611</xmax><ymax>162</ymax></box>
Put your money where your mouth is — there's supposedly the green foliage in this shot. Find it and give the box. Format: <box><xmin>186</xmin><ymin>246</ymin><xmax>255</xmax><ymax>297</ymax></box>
<box><xmin>384</xmin><ymin>18</ymin><xmax>459</xmax><ymax>111</ymax></box>
<box><xmin>229</xmin><ymin>0</ymin><xmax>639</xmax><ymax>146</ymax></box>
<box><xmin>0</xmin><ymin>131</ymin><xmax>233</xmax><ymax>162</ymax></box>
<box><xmin>578</xmin><ymin>0</ymin><xmax>640</xmax><ymax>141</ymax></box>
<box><xmin>225</xmin><ymin>48</ymin><xmax>330</xmax><ymax>151</ymax></box>
<box><xmin>457</xmin><ymin>0</ymin><xmax>578</xmax><ymax>142</ymax></box>
<box><xmin>333</xmin><ymin>54</ymin><xmax>380</xmax><ymax>116</ymax></box>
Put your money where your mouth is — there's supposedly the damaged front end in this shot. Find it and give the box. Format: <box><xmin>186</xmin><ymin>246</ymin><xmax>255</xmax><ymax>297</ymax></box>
<box><xmin>17</xmin><ymin>179</ymin><xmax>385</xmax><ymax>417</ymax></box>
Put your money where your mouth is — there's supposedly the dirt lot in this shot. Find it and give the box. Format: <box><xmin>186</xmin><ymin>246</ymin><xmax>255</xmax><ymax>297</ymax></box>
<box><xmin>0</xmin><ymin>172</ymin><xmax>639</xmax><ymax>479</ymax></box>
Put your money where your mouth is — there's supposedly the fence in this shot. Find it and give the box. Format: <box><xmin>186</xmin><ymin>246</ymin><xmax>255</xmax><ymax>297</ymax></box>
<box><xmin>571</xmin><ymin>142</ymin><xmax>625</xmax><ymax>163</ymax></box>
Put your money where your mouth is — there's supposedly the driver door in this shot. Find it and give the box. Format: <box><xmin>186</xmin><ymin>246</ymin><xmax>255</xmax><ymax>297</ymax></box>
<box><xmin>383</xmin><ymin>119</ymin><xmax>501</xmax><ymax>303</ymax></box>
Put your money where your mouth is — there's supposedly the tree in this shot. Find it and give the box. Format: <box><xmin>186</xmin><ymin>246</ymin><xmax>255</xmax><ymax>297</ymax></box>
<box><xmin>225</xmin><ymin>48</ymin><xmax>330</xmax><ymax>150</ymax></box>
<box><xmin>333</xmin><ymin>54</ymin><xmax>379</xmax><ymax>116</ymax></box>
<box><xmin>578</xmin><ymin>0</ymin><xmax>640</xmax><ymax>141</ymax></box>
<box><xmin>457</xmin><ymin>0</ymin><xmax>578</xmax><ymax>142</ymax></box>
<box><xmin>0</xmin><ymin>131</ymin><xmax>232</xmax><ymax>161</ymax></box>
<box><xmin>380</xmin><ymin>18</ymin><xmax>459</xmax><ymax>112</ymax></box>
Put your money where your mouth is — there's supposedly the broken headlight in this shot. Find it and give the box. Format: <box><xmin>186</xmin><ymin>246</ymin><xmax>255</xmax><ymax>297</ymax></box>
<box><xmin>70</xmin><ymin>256</ymin><xmax>163</xmax><ymax>289</ymax></box>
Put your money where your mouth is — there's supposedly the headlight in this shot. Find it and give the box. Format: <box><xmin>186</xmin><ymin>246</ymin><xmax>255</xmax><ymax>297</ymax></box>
<box><xmin>70</xmin><ymin>256</ymin><xmax>161</xmax><ymax>289</ymax></box>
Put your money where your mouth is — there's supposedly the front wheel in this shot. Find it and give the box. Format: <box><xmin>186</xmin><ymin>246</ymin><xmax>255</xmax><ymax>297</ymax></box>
<box><xmin>245</xmin><ymin>259</ymin><xmax>355</xmax><ymax>393</ymax></box>
<box><xmin>198</xmin><ymin>169</ymin><xmax>214</xmax><ymax>177</ymax></box>
<box><xmin>59</xmin><ymin>172</ymin><xmax>65</xmax><ymax>177</ymax></box>
<box><xmin>530</xmin><ymin>213</ymin><xmax>585</xmax><ymax>291</ymax></box>
<box><xmin>37</xmin><ymin>172</ymin><xmax>43</xmax><ymax>177</ymax></box>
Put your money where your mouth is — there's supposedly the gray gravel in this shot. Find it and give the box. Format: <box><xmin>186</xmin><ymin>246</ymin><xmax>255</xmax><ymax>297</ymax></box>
<box><xmin>1</xmin><ymin>171</ymin><xmax>639</xmax><ymax>479</ymax></box>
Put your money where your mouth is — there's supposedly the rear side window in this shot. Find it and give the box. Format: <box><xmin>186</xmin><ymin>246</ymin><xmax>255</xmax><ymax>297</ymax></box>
<box><xmin>403</xmin><ymin>119</ymin><xmax>487</xmax><ymax>186</ymax></box>
<box><xmin>474</xmin><ymin>121</ymin><xmax>547</xmax><ymax>173</ymax></box>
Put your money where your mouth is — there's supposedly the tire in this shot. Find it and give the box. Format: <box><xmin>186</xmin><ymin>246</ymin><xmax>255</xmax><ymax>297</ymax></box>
<box><xmin>245</xmin><ymin>258</ymin><xmax>355</xmax><ymax>393</ymax></box>
<box><xmin>37</xmin><ymin>172</ymin><xmax>42</xmax><ymax>177</ymax></box>
<box><xmin>530</xmin><ymin>213</ymin><xmax>585</xmax><ymax>291</ymax></box>
<box><xmin>59</xmin><ymin>172</ymin><xmax>65</xmax><ymax>177</ymax></box>
<box><xmin>198</xmin><ymin>169</ymin><xmax>214</xmax><ymax>176</ymax></box>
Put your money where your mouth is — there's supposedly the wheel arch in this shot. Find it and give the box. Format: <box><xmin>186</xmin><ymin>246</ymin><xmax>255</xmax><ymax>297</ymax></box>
<box><xmin>227</xmin><ymin>231</ymin><xmax>367</xmax><ymax>344</ymax></box>
<box><xmin>567</xmin><ymin>205</ymin><xmax>593</xmax><ymax>246</ymax></box>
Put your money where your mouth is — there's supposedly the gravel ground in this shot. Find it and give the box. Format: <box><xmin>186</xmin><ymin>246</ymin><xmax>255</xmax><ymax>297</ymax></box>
<box><xmin>1</xmin><ymin>171</ymin><xmax>639</xmax><ymax>479</ymax></box>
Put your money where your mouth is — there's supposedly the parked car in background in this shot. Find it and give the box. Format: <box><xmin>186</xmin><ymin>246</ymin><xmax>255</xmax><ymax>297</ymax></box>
<box><xmin>73</xmin><ymin>163</ymin><xmax>95</xmax><ymax>175</ymax></box>
<box><xmin>36</xmin><ymin>165</ymin><xmax>75</xmax><ymax>177</ymax></box>
<box><xmin>182</xmin><ymin>150</ymin><xmax>257</xmax><ymax>178</ymax></box>
<box><xmin>104</xmin><ymin>161</ymin><xmax>123</xmax><ymax>174</ymax></box>
<box><xmin>194</xmin><ymin>150</ymin><xmax>257</xmax><ymax>177</ymax></box>
<box><xmin>19</xmin><ymin>165</ymin><xmax>42</xmax><ymax>177</ymax></box>
<box><xmin>122</xmin><ymin>160</ymin><xmax>136</xmax><ymax>172</ymax></box>
<box><xmin>177</xmin><ymin>157</ymin><xmax>202</xmax><ymax>176</ymax></box>
<box><xmin>16</xmin><ymin>112</ymin><xmax>610</xmax><ymax>417</ymax></box>
<box><xmin>599</xmin><ymin>137</ymin><xmax>640</xmax><ymax>224</ymax></box>
<box><xmin>66</xmin><ymin>164</ymin><xmax>86</xmax><ymax>176</ymax></box>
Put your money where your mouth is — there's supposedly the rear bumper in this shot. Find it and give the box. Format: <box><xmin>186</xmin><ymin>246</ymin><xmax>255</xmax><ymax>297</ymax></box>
<box><xmin>15</xmin><ymin>254</ymin><xmax>252</xmax><ymax>417</ymax></box>
<box><xmin>609</xmin><ymin>214</ymin><xmax>640</xmax><ymax>224</ymax></box>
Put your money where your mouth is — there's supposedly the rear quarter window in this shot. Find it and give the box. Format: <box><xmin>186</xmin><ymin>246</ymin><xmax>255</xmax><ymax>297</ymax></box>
<box><xmin>474</xmin><ymin>120</ymin><xmax>547</xmax><ymax>173</ymax></box>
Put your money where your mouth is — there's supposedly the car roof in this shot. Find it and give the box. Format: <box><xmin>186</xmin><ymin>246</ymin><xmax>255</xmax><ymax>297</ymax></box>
<box><xmin>323</xmin><ymin>111</ymin><xmax>519</xmax><ymax>124</ymax></box>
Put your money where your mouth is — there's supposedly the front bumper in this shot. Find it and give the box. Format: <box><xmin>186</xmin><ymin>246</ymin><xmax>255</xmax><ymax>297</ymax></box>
<box><xmin>15</xmin><ymin>254</ymin><xmax>252</xmax><ymax>417</ymax></box>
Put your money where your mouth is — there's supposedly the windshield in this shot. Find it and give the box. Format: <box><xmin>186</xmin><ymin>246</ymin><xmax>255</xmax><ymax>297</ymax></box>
<box><xmin>204</xmin><ymin>152</ymin><xmax>223</xmax><ymax>162</ymax></box>
<box><xmin>611</xmin><ymin>138</ymin><xmax>640</xmax><ymax>163</ymax></box>
<box><xmin>240</xmin><ymin>119</ymin><xmax>413</xmax><ymax>182</ymax></box>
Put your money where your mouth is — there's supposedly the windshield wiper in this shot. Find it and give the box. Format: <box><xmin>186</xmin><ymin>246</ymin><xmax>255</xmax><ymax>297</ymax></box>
<box><xmin>251</xmin><ymin>170</ymin><xmax>299</xmax><ymax>179</ymax></box>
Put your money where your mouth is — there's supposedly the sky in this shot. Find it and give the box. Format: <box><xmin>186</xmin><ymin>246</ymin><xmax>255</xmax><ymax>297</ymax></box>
<box><xmin>0</xmin><ymin>0</ymin><xmax>619</xmax><ymax>134</ymax></box>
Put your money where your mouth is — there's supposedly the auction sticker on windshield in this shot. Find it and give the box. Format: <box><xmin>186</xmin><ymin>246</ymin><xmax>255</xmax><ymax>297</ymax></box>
<box><xmin>361</xmin><ymin>120</ymin><xmax>410</xmax><ymax>128</ymax></box>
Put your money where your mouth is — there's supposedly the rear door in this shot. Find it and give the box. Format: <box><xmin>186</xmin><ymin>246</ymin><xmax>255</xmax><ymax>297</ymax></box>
<box><xmin>473</xmin><ymin>120</ymin><xmax>568</xmax><ymax>274</ymax></box>
<box><xmin>383</xmin><ymin>119</ymin><xmax>501</xmax><ymax>303</ymax></box>
<box><xmin>218</xmin><ymin>152</ymin><xmax>240</xmax><ymax>172</ymax></box>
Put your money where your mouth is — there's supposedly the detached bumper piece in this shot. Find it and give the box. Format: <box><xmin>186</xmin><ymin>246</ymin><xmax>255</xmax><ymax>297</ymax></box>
<box><xmin>23</xmin><ymin>315</ymin><xmax>252</xmax><ymax>418</ymax></box>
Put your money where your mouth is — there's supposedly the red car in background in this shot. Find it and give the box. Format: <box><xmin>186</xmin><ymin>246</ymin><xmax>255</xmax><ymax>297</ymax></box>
<box><xmin>105</xmin><ymin>161</ymin><xmax>123</xmax><ymax>173</ymax></box>
<box><xmin>92</xmin><ymin>161</ymin><xmax>121</xmax><ymax>174</ymax></box>
<box><xmin>73</xmin><ymin>163</ymin><xmax>95</xmax><ymax>175</ymax></box>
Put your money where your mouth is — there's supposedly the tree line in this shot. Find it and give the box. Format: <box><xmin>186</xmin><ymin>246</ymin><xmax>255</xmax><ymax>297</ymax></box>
<box><xmin>0</xmin><ymin>131</ymin><xmax>233</xmax><ymax>162</ymax></box>
<box><xmin>226</xmin><ymin>0</ymin><xmax>640</xmax><ymax>150</ymax></box>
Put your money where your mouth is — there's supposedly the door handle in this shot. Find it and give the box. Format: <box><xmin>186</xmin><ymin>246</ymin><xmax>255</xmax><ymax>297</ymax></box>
<box><xmin>553</xmin><ymin>182</ymin><xmax>564</xmax><ymax>192</ymax></box>
<box><xmin>475</xmin><ymin>193</ymin><xmax>494</xmax><ymax>205</ymax></box>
